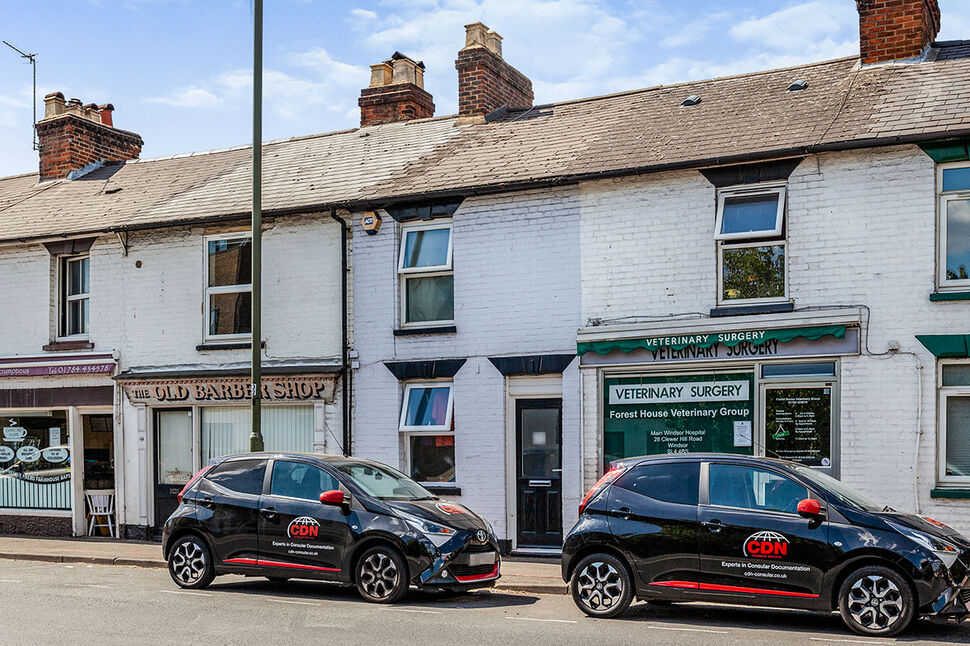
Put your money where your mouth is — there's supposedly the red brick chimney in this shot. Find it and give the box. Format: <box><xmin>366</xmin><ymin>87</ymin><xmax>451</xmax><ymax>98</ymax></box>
<box><xmin>36</xmin><ymin>92</ymin><xmax>143</xmax><ymax>181</ymax></box>
<box><xmin>455</xmin><ymin>22</ymin><xmax>533</xmax><ymax>117</ymax></box>
<box><xmin>358</xmin><ymin>53</ymin><xmax>435</xmax><ymax>127</ymax></box>
<box><xmin>857</xmin><ymin>0</ymin><xmax>941</xmax><ymax>64</ymax></box>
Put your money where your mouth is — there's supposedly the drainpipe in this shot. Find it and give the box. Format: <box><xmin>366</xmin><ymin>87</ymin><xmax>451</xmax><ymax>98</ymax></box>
<box><xmin>330</xmin><ymin>207</ymin><xmax>350</xmax><ymax>456</ymax></box>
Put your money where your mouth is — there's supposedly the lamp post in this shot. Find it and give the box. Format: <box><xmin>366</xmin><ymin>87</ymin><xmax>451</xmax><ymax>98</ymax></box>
<box><xmin>249</xmin><ymin>0</ymin><xmax>264</xmax><ymax>453</ymax></box>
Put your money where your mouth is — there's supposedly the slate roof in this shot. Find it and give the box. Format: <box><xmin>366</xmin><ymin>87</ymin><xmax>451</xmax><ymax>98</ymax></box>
<box><xmin>2</xmin><ymin>43</ymin><xmax>970</xmax><ymax>243</ymax></box>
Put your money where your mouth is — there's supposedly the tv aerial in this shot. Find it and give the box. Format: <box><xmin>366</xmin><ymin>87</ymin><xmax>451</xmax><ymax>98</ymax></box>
<box><xmin>3</xmin><ymin>40</ymin><xmax>38</xmax><ymax>150</ymax></box>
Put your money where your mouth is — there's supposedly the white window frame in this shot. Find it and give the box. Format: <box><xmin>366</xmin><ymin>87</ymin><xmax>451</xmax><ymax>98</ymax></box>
<box><xmin>398</xmin><ymin>221</ymin><xmax>454</xmax><ymax>328</ymax></box>
<box><xmin>717</xmin><ymin>240</ymin><xmax>789</xmax><ymax>306</ymax></box>
<box><xmin>714</xmin><ymin>184</ymin><xmax>786</xmax><ymax>241</ymax></box>
<box><xmin>203</xmin><ymin>232</ymin><xmax>252</xmax><ymax>342</ymax></box>
<box><xmin>57</xmin><ymin>254</ymin><xmax>90</xmax><ymax>341</ymax></box>
<box><xmin>937</xmin><ymin>162</ymin><xmax>970</xmax><ymax>290</ymax></box>
<box><xmin>398</xmin><ymin>382</ymin><xmax>455</xmax><ymax>432</ymax></box>
<box><xmin>938</xmin><ymin>360</ymin><xmax>970</xmax><ymax>487</ymax></box>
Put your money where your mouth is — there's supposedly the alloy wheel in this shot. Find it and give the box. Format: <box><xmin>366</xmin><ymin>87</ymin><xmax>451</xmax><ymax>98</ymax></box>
<box><xmin>576</xmin><ymin>561</ymin><xmax>624</xmax><ymax>611</ymax></box>
<box><xmin>846</xmin><ymin>574</ymin><xmax>904</xmax><ymax>630</ymax></box>
<box><xmin>171</xmin><ymin>540</ymin><xmax>207</xmax><ymax>585</ymax></box>
<box><xmin>359</xmin><ymin>551</ymin><xmax>400</xmax><ymax>600</ymax></box>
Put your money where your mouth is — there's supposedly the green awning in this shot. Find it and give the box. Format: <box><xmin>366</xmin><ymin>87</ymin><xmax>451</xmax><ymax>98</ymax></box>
<box><xmin>915</xmin><ymin>334</ymin><xmax>970</xmax><ymax>358</ymax></box>
<box><xmin>919</xmin><ymin>138</ymin><xmax>970</xmax><ymax>163</ymax></box>
<box><xmin>578</xmin><ymin>325</ymin><xmax>847</xmax><ymax>356</ymax></box>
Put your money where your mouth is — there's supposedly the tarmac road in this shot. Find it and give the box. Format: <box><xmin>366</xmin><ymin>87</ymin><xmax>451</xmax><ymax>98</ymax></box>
<box><xmin>0</xmin><ymin>559</ymin><xmax>967</xmax><ymax>646</ymax></box>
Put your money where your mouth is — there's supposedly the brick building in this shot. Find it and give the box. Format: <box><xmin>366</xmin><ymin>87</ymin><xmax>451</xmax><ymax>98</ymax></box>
<box><xmin>1</xmin><ymin>0</ymin><xmax>970</xmax><ymax>546</ymax></box>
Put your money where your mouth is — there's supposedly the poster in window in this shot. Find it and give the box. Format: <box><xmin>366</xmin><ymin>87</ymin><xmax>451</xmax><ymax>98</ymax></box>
<box><xmin>765</xmin><ymin>386</ymin><xmax>831</xmax><ymax>466</ymax></box>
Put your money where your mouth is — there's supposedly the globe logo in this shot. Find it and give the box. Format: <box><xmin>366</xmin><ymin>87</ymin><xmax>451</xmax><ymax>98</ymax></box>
<box><xmin>743</xmin><ymin>531</ymin><xmax>789</xmax><ymax>558</ymax></box>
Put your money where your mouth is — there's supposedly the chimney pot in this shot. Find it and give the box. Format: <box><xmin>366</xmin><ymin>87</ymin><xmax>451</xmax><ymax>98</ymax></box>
<box><xmin>369</xmin><ymin>62</ymin><xmax>393</xmax><ymax>87</ymax></box>
<box><xmin>359</xmin><ymin>54</ymin><xmax>435</xmax><ymax>127</ymax></box>
<box><xmin>463</xmin><ymin>22</ymin><xmax>490</xmax><ymax>50</ymax></box>
<box><xmin>486</xmin><ymin>31</ymin><xmax>503</xmax><ymax>57</ymax></box>
<box><xmin>43</xmin><ymin>92</ymin><xmax>66</xmax><ymax>119</ymax></box>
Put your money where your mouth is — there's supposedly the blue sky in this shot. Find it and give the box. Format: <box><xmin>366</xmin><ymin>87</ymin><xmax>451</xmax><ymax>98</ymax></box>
<box><xmin>2</xmin><ymin>0</ymin><xmax>970</xmax><ymax>177</ymax></box>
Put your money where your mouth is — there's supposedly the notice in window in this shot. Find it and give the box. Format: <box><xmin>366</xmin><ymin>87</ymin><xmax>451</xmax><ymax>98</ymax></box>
<box><xmin>765</xmin><ymin>387</ymin><xmax>831</xmax><ymax>467</ymax></box>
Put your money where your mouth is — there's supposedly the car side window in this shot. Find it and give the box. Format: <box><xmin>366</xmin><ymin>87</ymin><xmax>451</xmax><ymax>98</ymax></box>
<box><xmin>270</xmin><ymin>461</ymin><xmax>340</xmax><ymax>502</ymax></box>
<box><xmin>708</xmin><ymin>463</ymin><xmax>808</xmax><ymax>514</ymax></box>
<box><xmin>614</xmin><ymin>462</ymin><xmax>700</xmax><ymax>506</ymax></box>
<box><xmin>206</xmin><ymin>459</ymin><xmax>266</xmax><ymax>496</ymax></box>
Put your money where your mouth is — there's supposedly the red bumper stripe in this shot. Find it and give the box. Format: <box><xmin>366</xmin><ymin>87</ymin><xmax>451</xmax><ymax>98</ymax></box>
<box><xmin>650</xmin><ymin>581</ymin><xmax>818</xmax><ymax>599</ymax></box>
<box><xmin>455</xmin><ymin>562</ymin><xmax>500</xmax><ymax>583</ymax></box>
<box><xmin>222</xmin><ymin>558</ymin><xmax>340</xmax><ymax>573</ymax></box>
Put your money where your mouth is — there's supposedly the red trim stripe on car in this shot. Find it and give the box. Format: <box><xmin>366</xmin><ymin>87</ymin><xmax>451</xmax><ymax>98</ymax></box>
<box><xmin>223</xmin><ymin>558</ymin><xmax>340</xmax><ymax>573</ymax></box>
<box><xmin>649</xmin><ymin>581</ymin><xmax>818</xmax><ymax>599</ymax></box>
<box><xmin>454</xmin><ymin>562</ymin><xmax>500</xmax><ymax>582</ymax></box>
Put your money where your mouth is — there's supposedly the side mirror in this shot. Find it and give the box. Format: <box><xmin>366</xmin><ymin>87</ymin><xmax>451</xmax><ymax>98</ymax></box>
<box><xmin>320</xmin><ymin>490</ymin><xmax>345</xmax><ymax>506</ymax></box>
<box><xmin>797</xmin><ymin>498</ymin><xmax>822</xmax><ymax>519</ymax></box>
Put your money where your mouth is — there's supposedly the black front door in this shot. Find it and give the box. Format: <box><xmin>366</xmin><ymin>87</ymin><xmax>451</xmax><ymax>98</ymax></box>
<box><xmin>154</xmin><ymin>409</ymin><xmax>195</xmax><ymax>531</ymax></box>
<box><xmin>516</xmin><ymin>398</ymin><xmax>562</xmax><ymax>549</ymax></box>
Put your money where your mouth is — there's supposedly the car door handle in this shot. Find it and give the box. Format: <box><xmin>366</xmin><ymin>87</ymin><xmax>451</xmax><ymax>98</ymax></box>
<box><xmin>259</xmin><ymin>507</ymin><xmax>278</xmax><ymax>520</ymax></box>
<box><xmin>702</xmin><ymin>520</ymin><xmax>724</xmax><ymax>533</ymax></box>
<box><xmin>617</xmin><ymin>506</ymin><xmax>632</xmax><ymax>519</ymax></box>
<box><xmin>199</xmin><ymin>496</ymin><xmax>213</xmax><ymax>508</ymax></box>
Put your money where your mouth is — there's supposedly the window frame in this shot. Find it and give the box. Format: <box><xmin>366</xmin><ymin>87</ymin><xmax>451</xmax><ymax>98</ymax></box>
<box><xmin>717</xmin><ymin>240</ymin><xmax>789</xmax><ymax>306</ymax></box>
<box><xmin>266</xmin><ymin>459</ymin><xmax>342</xmax><ymax>502</ymax></box>
<box><xmin>397</xmin><ymin>221</ymin><xmax>454</xmax><ymax>328</ymax></box>
<box><xmin>714</xmin><ymin>184</ymin><xmax>786</xmax><ymax>241</ymax></box>
<box><xmin>937</xmin><ymin>162</ymin><xmax>970</xmax><ymax>290</ymax></box>
<box><xmin>203</xmin><ymin>232</ymin><xmax>253</xmax><ymax>342</ymax></box>
<box><xmin>57</xmin><ymin>253</ymin><xmax>90</xmax><ymax>341</ymax></box>
<box><xmin>704</xmin><ymin>461</ymin><xmax>810</xmax><ymax>517</ymax></box>
<box><xmin>938</xmin><ymin>360</ymin><xmax>970</xmax><ymax>487</ymax></box>
<box><xmin>398</xmin><ymin>382</ymin><xmax>455</xmax><ymax>432</ymax></box>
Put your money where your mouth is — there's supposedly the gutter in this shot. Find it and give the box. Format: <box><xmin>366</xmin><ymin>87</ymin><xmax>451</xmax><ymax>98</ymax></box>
<box><xmin>330</xmin><ymin>207</ymin><xmax>351</xmax><ymax>457</ymax></box>
<box><xmin>6</xmin><ymin>128</ymin><xmax>970</xmax><ymax>246</ymax></box>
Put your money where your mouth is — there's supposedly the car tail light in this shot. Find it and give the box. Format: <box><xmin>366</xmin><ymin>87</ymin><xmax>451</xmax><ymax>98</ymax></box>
<box><xmin>578</xmin><ymin>466</ymin><xmax>626</xmax><ymax>516</ymax></box>
<box><xmin>177</xmin><ymin>465</ymin><xmax>213</xmax><ymax>504</ymax></box>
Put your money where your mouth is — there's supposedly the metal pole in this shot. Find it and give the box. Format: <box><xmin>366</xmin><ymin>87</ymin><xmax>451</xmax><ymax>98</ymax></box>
<box><xmin>249</xmin><ymin>0</ymin><xmax>264</xmax><ymax>453</ymax></box>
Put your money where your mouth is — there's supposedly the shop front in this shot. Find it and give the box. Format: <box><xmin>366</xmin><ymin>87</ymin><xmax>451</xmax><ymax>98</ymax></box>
<box><xmin>118</xmin><ymin>368</ymin><xmax>339</xmax><ymax>537</ymax></box>
<box><xmin>0</xmin><ymin>353</ymin><xmax>117</xmax><ymax>537</ymax></box>
<box><xmin>578</xmin><ymin>310</ymin><xmax>861</xmax><ymax>482</ymax></box>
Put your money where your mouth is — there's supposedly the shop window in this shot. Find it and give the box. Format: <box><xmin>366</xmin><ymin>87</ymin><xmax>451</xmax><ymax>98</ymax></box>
<box><xmin>270</xmin><ymin>461</ymin><xmax>340</xmax><ymax>501</ymax></box>
<box><xmin>709</xmin><ymin>463</ymin><xmax>808</xmax><ymax>514</ymax></box>
<box><xmin>761</xmin><ymin>362</ymin><xmax>836</xmax><ymax>378</ymax></box>
<box><xmin>715</xmin><ymin>185</ymin><xmax>787</xmax><ymax>304</ymax></box>
<box><xmin>938</xmin><ymin>163</ymin><xmax>970</xmax><ymax>289</ymax></box>
<box><xmin>398</xmin><ymin>222</ymin><xmax>453</xmax><ymax>327</ymax></box>
<box><xmin>939</xmin><ymin>363</ymin><xmax>970</xmax><ymax>484</ymax></box>
<box><xmin>59</xmin><ymin>254</ymin><xmax>90</xmax><ymax>339</ymax></box>
<box><xmin>204</xmin><ymin>233</ymin><xmax>252</xmax><ymax>340</ymax></box>
<box><xmin>400</xmin><ymin>383</ymin><xmax>455</xmax><ymax>483</ymax></box>
<box><xmin>201</xmin><ymin>406</ymin><xmax>313</xmax><ymax>463</ymax></box>
<box><xmin>0</xmin><ymin>412</ymin><xmax>71</xmax><ymax>510</ymax></box>
<box><xmin>763</xmin><ymin>385</ymin><xmax>833</xmax><ymax>468</ymax></box>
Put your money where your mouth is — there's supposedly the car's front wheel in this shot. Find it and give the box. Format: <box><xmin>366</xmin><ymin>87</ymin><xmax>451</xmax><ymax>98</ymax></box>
<box><xmin>167</xmin><ymin>535</ymin><xmax>215</xmax><ymax>589</ymax></box>
<box><xmin>837</xmin><ymin>565</ymin><xmax>915</xmax><ymax>637</ymax></box>
<box><xmin>355</xmin><ymin>546</ymin><xmax>409</xmax><ymax>603</ymax></box>
<box><xmin>570</xmin><ymin>553</ymin><xmax>634</xmax><ymax>618</ymax></box>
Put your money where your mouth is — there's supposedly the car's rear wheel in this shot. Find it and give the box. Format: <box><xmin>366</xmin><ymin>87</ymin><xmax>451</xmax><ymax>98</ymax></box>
<box><xmin>838</xmin><ymin>565</ymin><xmax>915</xmax><ymax>637</ymax></box>
<box><xmin>570</xmin><ymin>553</ymin><xmax>634</xmax><ymax>618</ymax></box>
<box><xmin>168</xmin><ymin>535</ymin><xmax>214</xmax><ymax>589</ymax></box>
<box><xmin>356</xmin><ymin>546</ymin><xmax>409</xmax><ymax>603</ymax></box>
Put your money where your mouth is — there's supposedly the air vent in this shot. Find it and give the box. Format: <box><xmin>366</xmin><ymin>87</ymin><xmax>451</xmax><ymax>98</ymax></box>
<box><xmin>787</xmin><ymin>80</ymin><xmax>808</xmax><ymax>91</ymax></box>
<box><xmin>681</xmin><ymin>95</ymin><xmax>701</xmax><ymax>106</ymax></box>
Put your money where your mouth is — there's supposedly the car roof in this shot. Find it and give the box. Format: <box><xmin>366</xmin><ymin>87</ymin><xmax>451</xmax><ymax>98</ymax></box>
<box><xmin>611</xmin><ymin>453</ymin><xmax>801</xmax><ymax>470</ymax></box>
<box><xmin>214</xmin><ymin>451</ymin><xmax>390</xmax><ymax>470</ymax></box>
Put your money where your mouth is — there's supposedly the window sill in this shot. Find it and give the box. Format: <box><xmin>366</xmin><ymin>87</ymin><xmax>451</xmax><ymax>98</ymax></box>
<box><xmin>393</xmin><ymin>326</ymin><xmax>457</xmax><ymax>336</ymax></box>
<box><xmin>710</xmin><ymin>302</ymin><xmax>794</xmax><ymax>317</ymax></box>
<box><xmin>196</xmin><ymin>341</ymin><xmax>265</xmax><ymax>351</ymax></box>
<box><xmin>930</xmin><ymin>488</ymin><xmax>970</xmax><ymax>499</ymax></box>
<box><xmin>424</xmin><ymin>484</ymin><xmax>461</xmax><ymax>496</ymax></box>
<box><xmin>43</xmin><ymin>340</ymin><xmax>95</xmax><ymax>352</ymax></box>
<box><xmin>930</xmin><ymin>291</ymin><xmax>970</xmax><ymax>302</ymax></box>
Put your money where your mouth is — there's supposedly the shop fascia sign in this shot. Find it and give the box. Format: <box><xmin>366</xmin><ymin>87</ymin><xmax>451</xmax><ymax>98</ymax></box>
<box><xmin>609</xmin><ymin>380</ymin><xmax>749</xmax><ymax>405</ymax></box>
<box><xmin>578</xmin><ymin>325</ymin><xmax>848</xmax><ymax>356</ymax></box>
<box><xmin>0</xmin><ymin>357</ymin><xmax>116</xmax><ymax>378</ymax></box>
<box><xmin>124</xmin><ymin>375</ymin><xmax>336</xmax><ymax>405</ymax></box>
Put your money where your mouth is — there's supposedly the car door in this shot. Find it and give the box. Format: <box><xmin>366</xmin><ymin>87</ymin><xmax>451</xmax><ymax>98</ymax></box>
<box><xmin>193</xmin><ymin>458</ymin><xmax>267</xmax><ymax>565</ymax></box>
<box><xmin>606</xmin><ymin>460</ymin><xmax>701</xmax><ymax>588</ymax></box>
<box><xmin>696</xmin><ymin>461</ymin><xmax>831</xmax><ymax>601</ymax></box>
<box><xmin>257</xmin><ymin>459</ymin><xmax>353</xmax><ymax>579</ymax></box>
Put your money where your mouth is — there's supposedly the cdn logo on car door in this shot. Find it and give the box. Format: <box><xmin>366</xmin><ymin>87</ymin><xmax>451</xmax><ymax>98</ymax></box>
<box><xmin>288</xmin><ymin>516</ymin><xmax>321</xmax><ymax>539</ymax></box>
<box><xmin>743</xmin><ymin>531</ymin><xmax>790</xmax><ymax>558</ymax></box>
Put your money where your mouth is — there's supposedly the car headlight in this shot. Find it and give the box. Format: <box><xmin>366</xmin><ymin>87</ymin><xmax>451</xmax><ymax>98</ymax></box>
<box><xmin>400</xmin><ymin>512</ymin><xmax>457</xmax><ymax>547</ymax></box>
<box><xmin>887</xmin><ymin>521</ymin><xmax>960</xmax><ymax>568</ymax></box>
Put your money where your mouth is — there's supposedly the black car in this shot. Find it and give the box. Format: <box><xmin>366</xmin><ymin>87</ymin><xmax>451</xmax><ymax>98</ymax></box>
<box><xmin>562</xmin><ymin>454</ymin><xmax>970</xmax><ymax>637</ymax></box>
<box><xmin>162</xmin><ymin>452</ymin><xmax>500</xmax><ymax>603</ymax></box>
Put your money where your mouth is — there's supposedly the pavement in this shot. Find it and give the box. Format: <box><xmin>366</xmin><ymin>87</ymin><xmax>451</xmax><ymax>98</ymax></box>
<box><xmin>0</xmin><ymin>535</ymin><xmax>567</xmax><ymax>595</ymax></box>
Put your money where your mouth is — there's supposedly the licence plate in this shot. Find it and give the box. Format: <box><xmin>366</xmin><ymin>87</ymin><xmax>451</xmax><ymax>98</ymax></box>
<box><xmin>466</xmin><ymin>552</ymin><xmax>496</xmax><ymax>567</ymax></box>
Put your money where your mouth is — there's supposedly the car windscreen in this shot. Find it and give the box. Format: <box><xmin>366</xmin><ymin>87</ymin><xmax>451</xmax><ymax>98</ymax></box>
<box><xmin>791</xmin><ymin>465</ymin><xmax>884</xmax><ymax>512</ymax></box>
<box><xmin>333</xmin><ymin>461</ymin><xmax>435</xmax><ymax>501</ymax></box>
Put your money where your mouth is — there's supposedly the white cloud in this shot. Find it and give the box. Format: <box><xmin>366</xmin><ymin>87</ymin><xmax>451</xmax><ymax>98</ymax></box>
<box><xmin>146</xmin><ymin>86</ymin><xmax>223</xmax><ymax>108</ymax></box>
<box><xmin>729</xmin><ymin>1</ymin><xmax>858</xmax><ymax>55</ymax></box>
<box><xmin>351</xmin><ymin>8</ymin><xmax>378</xmax><ymax>20</ymax></box>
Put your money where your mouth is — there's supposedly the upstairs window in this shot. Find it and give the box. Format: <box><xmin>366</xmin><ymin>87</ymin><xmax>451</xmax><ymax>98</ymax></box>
<box><xmin>204</xmin><ymin>233</ymin><xmax>252</xmax><ymax>340</ymax></box>
<box><xmin>59</xmin><ymin>255</ymin><xmax>90</xmax><ymax>339</ymax></box>
<box><xmin>715</xmin><ymin>184</ymin><xmax>788</xmax><ymax>304</ymax></box>
<box><xmin>398</xmin><ymin>222</ymin><xmax>453</xmax><ymax>327</ymax></box>
<box><xmin>939</xmin><ymin>163</ymin><xmax>970</xmax><ymax>288</ymax></box>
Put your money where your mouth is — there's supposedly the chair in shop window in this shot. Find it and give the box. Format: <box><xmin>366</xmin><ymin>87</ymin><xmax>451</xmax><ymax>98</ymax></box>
<box><xmin>85</xmin><ymin>490</ymin><xmax>116</xmax><ymax>538</ymax></box>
